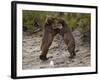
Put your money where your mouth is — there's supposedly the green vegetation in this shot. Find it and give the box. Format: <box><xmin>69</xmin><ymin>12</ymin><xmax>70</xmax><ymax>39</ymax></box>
<box><xmin>23</xmin><ymin>10</ymin><xmax>58</xmax><ymax>30</ymax></box>
<box><xmin>23</xmin><ymin>10</ymin><xmax>91</xmax><ymax>42</ymax></box>
<box><xmin>23</xmin><ymin>10</ymin><xmax>90</xmax><ymax>32</ymax></box>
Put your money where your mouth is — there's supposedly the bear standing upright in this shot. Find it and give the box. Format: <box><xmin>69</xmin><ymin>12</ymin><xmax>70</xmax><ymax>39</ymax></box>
<box><xmin>40</xmin><ymin>16</ymin><xmax>76</xmax><ymax>61</ymax></box>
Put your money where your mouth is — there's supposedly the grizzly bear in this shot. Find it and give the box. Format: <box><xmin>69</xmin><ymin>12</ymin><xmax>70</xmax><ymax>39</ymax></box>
<box><xmin>40</xmin><ymin>16</ymin><xmax>76</xmax><ymax>61</ymax></box>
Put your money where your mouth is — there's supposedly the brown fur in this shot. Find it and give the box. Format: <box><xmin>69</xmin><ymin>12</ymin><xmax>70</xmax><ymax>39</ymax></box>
<box><xmin>40</xmin><ymin>16</ymin><xmax>76</xmax><ymax>61</ymax></box>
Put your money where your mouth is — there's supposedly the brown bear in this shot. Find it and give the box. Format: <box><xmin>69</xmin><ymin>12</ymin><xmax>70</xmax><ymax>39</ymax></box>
<box><xmin>40</xmin><ymin>16</ymin><xmax>76</xmax><ymax>61</ymax></box>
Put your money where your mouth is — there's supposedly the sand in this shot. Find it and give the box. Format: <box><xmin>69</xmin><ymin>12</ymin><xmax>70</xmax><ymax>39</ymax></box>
<box><xmin>22</xmin><ymin>29</ymin><xmax>90</xmax><ymax>69</ymax></box>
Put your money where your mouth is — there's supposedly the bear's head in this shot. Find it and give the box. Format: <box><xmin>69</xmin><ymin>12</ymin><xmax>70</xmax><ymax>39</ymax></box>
<box><xmin>45</xmin><ymin>16</ymin><xmax>64</xmax><ymax>29</ymax></box>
